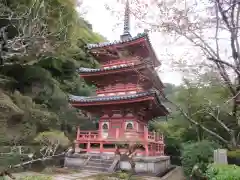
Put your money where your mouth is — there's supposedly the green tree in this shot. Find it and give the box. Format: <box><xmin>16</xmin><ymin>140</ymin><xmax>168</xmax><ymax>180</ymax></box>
<box><xmin>0</xmin><ymin>0</ymin><xmax>105</xmax><ymax>147</ymax></box>
<box><xmin>108</xmin><ymin>0</ymin><xmax>240</xmax><ymax>149</ymax></box>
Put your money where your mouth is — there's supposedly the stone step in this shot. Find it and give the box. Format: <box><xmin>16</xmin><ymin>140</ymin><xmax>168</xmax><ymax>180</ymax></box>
<box><xmin>84</xmin><ymin>165</ymin><xmax>109</xmax><ymax>172</ymax></box>
<box><xmin>89</xmin><ymin>154</ymin><xmax>114</xmax><ymax>160</ymax></box>
<box><xmin>87</xmin><ymin>161</ymin><xmax>112</xmax><ymax>168</ymax></box>
<box><xmin>90</xmin><ymin>156</ymin><xmax>112</xmax><ymax>159</ymax></box>
<box><xmin>89</xmin><ymin>159</ymin><xmax>113</xmax><ymax>165</ymax></box>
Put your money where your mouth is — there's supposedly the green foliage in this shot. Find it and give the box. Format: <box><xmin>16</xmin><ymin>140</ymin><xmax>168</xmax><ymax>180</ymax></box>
<box><xmin>37</xmin><ymin>56</ymin><xmax>77</xmax><ymax>78</ymax></box>
<box><xmin>34</xmin><ymin>130</ymin><xmax>70</xmax><ymax>148</ymax></box>
<box><xmin>206</xmin><ymin>164</ymin><xmax>240</xmax><ymax>180</ymax></box>
<box><xmin>228</xmin><ymin>149</ymin><xmax>240</xmax><ymax>158</ymax></box>
<box><xmin>0</xmin><ymin>90</ymin><xmax>60</xmax><ymax>145</ymax></box>
<box><xmin>0</xmin><ymin>153</ymin><xmax>28</xmax><ymax>171</ymax></box>
<box><xmin>0</xmin><ymin>0</ymin><xmax>103</xmax><ymax>148</ymax></box>
<box><xmin>19</xmin><ymin>175</ymin><xmax>53</xmax><ymax>180</ymax></box>
<box><xmin>181</xmin><ymin>140</ymin><xmax>219</xmax><ymax>177</ymax></box>
<box><xmin>117</xmin><ymin>172</ymin><xmax>130</xmax><ymax>179</ymax></box>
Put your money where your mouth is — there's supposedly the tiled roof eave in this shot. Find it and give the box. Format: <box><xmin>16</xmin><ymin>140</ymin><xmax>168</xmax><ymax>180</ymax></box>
<box><xmin>69</xmin><ymin>90</ymin><xmax>156</xmax><ymax>103</ymax></box>
<box><xmin>77</xmin><ymin>63</ymin><xmax>141</xmax><ymax>73</ymax></box>
<box><xmin>87</xmin><ymin>33</ymin><xmax>147</xmax><ymax>49</ymax></box>
<box><xmin>153</xmin><ymin>93</ymin><xmax>169</xmax><ymax>114</ymax></box>
<box><xmin>87</xmin><ymin>32</ymin><xmax>161</xmax><ymax>67</ymax></box>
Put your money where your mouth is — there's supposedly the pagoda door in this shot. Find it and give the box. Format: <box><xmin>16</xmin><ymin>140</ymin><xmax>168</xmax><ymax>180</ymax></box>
<box><xmin>102</xmin><ymin>122</ymin><xmax>109</xmax><ymax>139</ymax></box>
<box><xmin>110</xmin><ymin>121</ymin><xmax>122</xmax><ymax>137</ymax></box>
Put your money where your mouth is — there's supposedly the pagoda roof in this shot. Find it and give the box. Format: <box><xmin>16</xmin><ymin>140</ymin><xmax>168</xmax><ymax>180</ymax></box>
<box><xmin>69</xmin><ymin>90</ymin><xmax>155</xmax><ymax>103</ymax></box>
<box><xmin>87</xmin><ymin>32</ymin><xmax>160</xmax><ymax>67</ymax></box>
<box><xmin>69</xmin><ymin>90</ymin><xmax>169</xmax><ymax>118</ymax></box>
<box><xmin>87</xmin><ymin>33</ymin><xmax>148</xmax><ymax>49</ymax></box>
<box><xmin>78</xmin><ymin>64</ymin><xmax>132</xmax><ymax>73</ymax></box>
<box><xmin>78</xmin><ymin>64</ymin><xmax>164</xmax><ymax>90</ymax></box>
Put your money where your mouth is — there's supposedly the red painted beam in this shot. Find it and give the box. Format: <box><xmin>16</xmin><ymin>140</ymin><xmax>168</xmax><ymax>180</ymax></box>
<box><xmin>71</xmin><ymin>97</ymin><xmax>154</xmax><ymax>107</ymax></box>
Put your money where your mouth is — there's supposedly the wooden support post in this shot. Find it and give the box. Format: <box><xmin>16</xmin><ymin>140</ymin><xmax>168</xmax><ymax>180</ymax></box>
<box><xmin>116</xmin><ymin>128</ymin><xmax>120</xmax><ymax>138</ymax></box>
<box><xmin>153</xmin><ymin>144</ymin><xmax>155</xmax><ymax>156</ymax></box>
<box><xmin>144</xmin><ymin>126</ymin><xmax>148</xmax><ymax>141</ymax></box>
<box><xmin>100</xmin><ymin>142</ymin><xmax>103</xmax><ymax>153</ymax></box>
<box><xmin>98</xmin><ymin>122</ymin><xmax>102</xmax><ymax>139</ymax></box>
<box><xmin>145</xmin><ymin>143</ymin><xmax>149</xmax><ymax>156</ymax></box>
<box><xmin>76</xmin><ymin>126</ymin><xmax>80</xmax><ymax>140</ymax></box>
<box><xmin>87</xmin><ymin>142</ymin><xmax>91</xmax><ymax>152</ymax></box>
<box><xmin>162</xmin><ymin>144</ymin><xmax>165</xmax><ymax>155</ymax></box>
<box><xmin>149</xmin><ymin>143</ymin><xmax>152</xmax><ymax>156</ymax></box>
<box><xmin>156</xmin><ymin>144</ymin><xmax>159</xmax><ymax>154</ymax></box>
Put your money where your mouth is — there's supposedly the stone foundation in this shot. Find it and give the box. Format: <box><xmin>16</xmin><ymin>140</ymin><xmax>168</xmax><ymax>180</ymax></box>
<box><xmin>64</xmin><ymin>154</ymin><xmax>88</xmax><ymax>169</ymax></box>
<box><xmin>119</xmin><ymin>156</ymin><xmax>170</xmax><ymax>174</ymax></box>
<box><xmin>64</xmin><ymin>153</ymin><xmax>170</xmax><ymax>175</ymax></box>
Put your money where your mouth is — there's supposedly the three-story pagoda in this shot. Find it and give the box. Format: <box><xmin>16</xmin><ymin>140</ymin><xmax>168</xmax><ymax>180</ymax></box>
<box><xmin>69</xmin><ymin>0</ymin><xmax>168</xmax><ymax>156</ymax></box>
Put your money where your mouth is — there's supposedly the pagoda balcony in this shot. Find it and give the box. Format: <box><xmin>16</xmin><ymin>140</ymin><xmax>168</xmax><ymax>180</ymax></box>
<box><xmin>96</xmin><ymin>86</ymin><xmax>142</xmax><ymax>95</ymax></box>
<box><xmin>102</xmin><ymin>58</ymin><xmax>137</xmax><ymax>68</ymax></box>
<box><xmin>76</xmin><ymin>128</ymin><xmax>164</xmax><ymax>143</ymax></box>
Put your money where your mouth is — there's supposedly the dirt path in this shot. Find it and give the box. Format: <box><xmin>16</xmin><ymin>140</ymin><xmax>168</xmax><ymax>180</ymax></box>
<box><xmin>5</xmin><ymin>170</ymin><xmax>102</xmax><ymax>180</ymax></box>
<box><xmin>53</xmin><ymin>170</ymin><xmax>102</xmax><ymax>180</ymax></box>
<box><xmin>6</xmin><ymin>167</ymin><xmax>185</xmax><ymax>180</ymax></box>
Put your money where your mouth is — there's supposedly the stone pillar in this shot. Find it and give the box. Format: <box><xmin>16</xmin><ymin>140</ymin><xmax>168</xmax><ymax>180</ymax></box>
<box><xmin>75</xmin><ymin>143</ymin><xmax>80</xmax><ymax>153</ymax></box>
<box><xmin>214</xmin><ymin>149</ymin><xmax>228</xmax><ymax>164</ymax></box>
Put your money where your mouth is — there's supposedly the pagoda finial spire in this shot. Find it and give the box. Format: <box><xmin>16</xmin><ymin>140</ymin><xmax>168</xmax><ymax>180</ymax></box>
<box><xmin>123</xmin><ymin>0</ymin><xmax>130</xmax><ymax>34</ymax></box>
<box><xmin>120</xmin><ymin>0</ymin><xmax>132</xmax><ymax>41</ymax></box>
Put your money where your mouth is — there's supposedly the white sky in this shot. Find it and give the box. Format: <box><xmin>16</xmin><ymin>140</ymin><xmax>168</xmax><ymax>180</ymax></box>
<box><xmin>80</xmin><ymin>0</ymin><xmax>186</xmax><ymax>85</ymax></box>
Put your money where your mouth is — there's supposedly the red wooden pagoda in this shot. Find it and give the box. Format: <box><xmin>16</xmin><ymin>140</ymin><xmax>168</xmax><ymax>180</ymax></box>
<box><xmin>69</xmin><ymin>0</ymin><xmax>168</xmax><ymax>156</ymax></box>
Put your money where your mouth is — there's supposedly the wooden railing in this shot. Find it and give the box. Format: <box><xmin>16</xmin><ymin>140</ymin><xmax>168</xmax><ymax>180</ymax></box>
<box><xmin>96</xmin><ymin>87</ymin><xmax>142</xmax><ymax>95</ymax></box>
<box><xmin>101</xmin><ymin>59</ymin><xmax>138</xmax><ymax>68</ymax></box>
<box><xmin>77</xmin><ymin>131</ymin><xmax>99</xmax><ymax>140</ymax></box>
<box><xmin>96</xmin><ymin>84</ymin><xmax>142</xmax><ymax>95</ymax></box>
<box><xmin>76</xmin><ymin>128</ymin><xmax>163</xmax><ymax>143</ymax></box>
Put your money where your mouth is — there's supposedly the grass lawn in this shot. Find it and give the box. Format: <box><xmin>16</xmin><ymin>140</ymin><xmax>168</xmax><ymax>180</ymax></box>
<box><xmin>85</xmin><ymin>171</ymin><xmax>146</xmax><ymax>180</ymax></box>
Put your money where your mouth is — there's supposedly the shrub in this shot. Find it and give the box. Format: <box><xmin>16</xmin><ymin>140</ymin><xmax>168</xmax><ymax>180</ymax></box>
<box><xmin>117</xmin><ymin>172</ymin><xmax>130</xmax><ymax>179</ymax></box>
<box><xmin>206</xmin><ymin>164</ymin><xmax>240</xmax><ymax>180</ymax></box>
<box><xmin>227</xmin><ymin>149</ymin><xmax>240</xmax><ymax>158</ymax></box>
<box><xmin>0</xmin><ymin>153</ymin><xmax>29</xmax><ymax>172</ymax></box>
<box><xmin>181</xmin><ymin>140</ymin><xmax>219</xmax><ymax>177</ymax></box>
<box><xmin>227</xmin><ymin>149</ymin><xmax>240</xmax><ymax>166</ymax></box>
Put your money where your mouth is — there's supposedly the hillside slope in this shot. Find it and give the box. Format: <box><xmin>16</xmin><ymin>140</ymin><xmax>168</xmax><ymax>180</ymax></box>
<box><xmin>0</xmin><ymin>0</ymin><xmax>105</xmax><ymax>145</ymax></box>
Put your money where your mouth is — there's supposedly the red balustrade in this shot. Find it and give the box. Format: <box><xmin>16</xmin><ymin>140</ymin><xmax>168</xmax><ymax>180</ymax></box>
<box><xmin>148</xmin><ymin>132</ymin><xmax>155</xmax><ymax>141</ymax></box>
<box><xmin>76</xmin><ymin>128</ymin><xmax>163</xmax><ymax>143</ymax></box>
<box><xmin>101</xmin><ymin>58</ymin><xmax>138</xmax><ymax>68</ymax></box>
<box><xmin>78</xmin><ymin>131</ymin><xmax>99</xmax><ymax>140</ymax></box>
<box><xmin>96</xmin><ymin>86</ymin><xmax>142</xmax><ymax>95</ymax></box>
